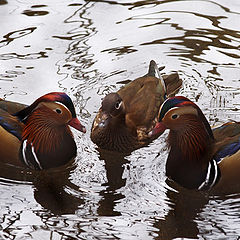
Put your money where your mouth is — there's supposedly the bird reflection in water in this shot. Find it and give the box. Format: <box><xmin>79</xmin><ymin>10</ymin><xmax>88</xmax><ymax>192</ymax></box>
<box><xmin>0</xmin><ymin>161</ymin><xmax>84</xmax><ymax>216</ymax></box>
<box><xmin>153</xmin><ymin>180</ymin><xmax>209</xmax><ymax>239</ymax></box>
<box><xmin>32</xmin><ymin>164</ymin><xmax>85</xmax><ymax>215</ymax></box>
<box><xmin>97</xmin><ymin>149</ymin><xmax>129</xmax><ymax>216</ymax></box>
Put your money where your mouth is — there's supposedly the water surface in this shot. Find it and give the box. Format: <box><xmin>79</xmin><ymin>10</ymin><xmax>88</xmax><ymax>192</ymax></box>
<box><xmin>0</xmin><ymin>0</ymin><xmax>240</xmax><ymax>239</ymax></box>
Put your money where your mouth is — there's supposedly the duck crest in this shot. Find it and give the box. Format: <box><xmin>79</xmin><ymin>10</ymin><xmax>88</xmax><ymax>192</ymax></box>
<box><xmin>15</xmin><ymin>92</ymin><xmax>77</xmax><ymax>122</ymax></box>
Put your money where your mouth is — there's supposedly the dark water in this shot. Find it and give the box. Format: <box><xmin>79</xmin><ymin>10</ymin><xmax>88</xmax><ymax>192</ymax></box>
<box><xmin>1</xmin><ymin>0</ymin><xmax>240</xmax><ymax>239</ymax></box>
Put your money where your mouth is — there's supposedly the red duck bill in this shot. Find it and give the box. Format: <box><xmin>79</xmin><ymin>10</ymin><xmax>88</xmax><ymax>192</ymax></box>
<box><xmin>148</xmin><ymin>122</ymin><xmax>166</xmax><ymax>137</ymax></box>
<box><xmin>69</xmin><ymin>117</ymin><xmax>86</xmax><ymax>133</ymax></box>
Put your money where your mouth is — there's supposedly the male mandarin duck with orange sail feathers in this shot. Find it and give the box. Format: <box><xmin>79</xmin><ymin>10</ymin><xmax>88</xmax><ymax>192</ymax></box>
<box><xmin>0</xmin><ymin>92</ymin><xmax>86</xmax><ymax>170</ymax></box>
<box><xmin>149</xmin><ymin>96</ymin><xmax>240</xmax><ymax>194</ymax></box>
<box><xmin>91</xmin><ymin>60</ymin><xmax>182</xmax><ymax>153</ymax></box>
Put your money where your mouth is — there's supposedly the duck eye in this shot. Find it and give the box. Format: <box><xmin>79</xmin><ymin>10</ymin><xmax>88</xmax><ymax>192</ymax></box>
<box><xmin>115</xmin><ymin>101</ymin><xmax>121</xmax><ymax>110</ymax></box>
<box><xmin>171</xmin><ymin>114</ymin><xmax>178</xmax><ymax>119</ymax></box>
<box><xmin>56</xmin><ymin>108</ymin><xmax>62</xmax><ymax>114</ymax></box>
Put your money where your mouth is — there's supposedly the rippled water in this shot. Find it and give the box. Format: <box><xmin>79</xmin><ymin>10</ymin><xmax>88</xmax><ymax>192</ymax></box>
<box><xmin>1</xmin><ymin>0</ymin><xmax>240</xmax><ymax>239</ymax></box>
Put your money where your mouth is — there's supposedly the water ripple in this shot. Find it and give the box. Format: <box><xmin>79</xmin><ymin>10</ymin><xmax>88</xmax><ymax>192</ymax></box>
<box><xmin>22</xmin><ymin>10</ymin><xmax>49</xmax><ymax>16</ymax></box>
<box><xmin>0</xmin><ymin>27</ymin><xmax>36</xmax><ymax>48</ymax></box>
<box><xmin>0</xmin><ymin>51</ymin><xmax>48</xmax><ymax>60</ymax></box>
<box><xmin>0</xmin><ymin>0</ymin><xmax>240</xmax><ymax>239</ymax></box>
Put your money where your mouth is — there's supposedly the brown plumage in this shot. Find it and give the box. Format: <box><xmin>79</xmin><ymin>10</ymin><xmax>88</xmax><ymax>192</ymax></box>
<box><xmin>168</xmin><ymin>115</ymin><xmax>212</xmax><ymax>163</ymax></box>
<box><xmin>150</xmin><ymin>96</ymin><xmax>240</xmax><ymax>194</ymax></box>
<box><xmin>91</xmin><ymin>60</ymin><xmax>182</xmax><ymax>153</ymax></box>
<box><xmin>0</xmin><ymin>92</ymin><xmax>86</xmax><ymax>170</ymax></box>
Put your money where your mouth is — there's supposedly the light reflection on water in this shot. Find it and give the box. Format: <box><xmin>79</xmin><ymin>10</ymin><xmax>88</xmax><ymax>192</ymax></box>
<box><xmin>0</xmin><ymin>0</ymin><xmax>240</xmax><ymax>239</ymax></box>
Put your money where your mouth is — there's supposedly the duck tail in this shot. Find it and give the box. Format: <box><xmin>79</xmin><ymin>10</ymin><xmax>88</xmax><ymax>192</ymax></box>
<box><xmin>148</xmin><ymin>60</ymin><xmax>167</xmax><ymax>98</ymax></box>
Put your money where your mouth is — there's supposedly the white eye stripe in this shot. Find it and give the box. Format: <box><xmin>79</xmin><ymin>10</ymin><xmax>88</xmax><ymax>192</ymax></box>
<box><xmin>158</xmin><ymin>105</ymin><xmax>180</xmax><ymax>119</ymax></box>
<box><xmin>54</xmin><ymin>101</ymin><xmax>69</xmax><ymax>111</ymax></box>
<box><xmin>168</xmin><ymin>107</ymin><xmax>180</xmax><ymax>117</ymax></box>
<box><xmin>168</xmin><ymin>107</ymin><xmax>180</xmax><ymax>112</ymax></box>
<box><xmin>159</xmin><ymin>105</ymin><xmax>198</xmax><ymax>119</ymax></box>
<box><xmin>35</xmin><ymin>101</ymin><xmax>70</xmax><ymax>114</ymax></box>
<box><xmin>158</xmin><ymin>98</ymin><xmax>178</xmax><ymax>117</ymax></box>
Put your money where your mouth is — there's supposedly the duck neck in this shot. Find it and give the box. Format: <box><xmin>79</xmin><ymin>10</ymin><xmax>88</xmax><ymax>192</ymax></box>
<box><xmin>20</xmin><ymin>111</ymin><xmax>76</xmax><ymax>170</ymax></box>
<box><xmin>166</xmin><ymin>120</ymin><xmax>219</xmax><ymax>190</ymax></box>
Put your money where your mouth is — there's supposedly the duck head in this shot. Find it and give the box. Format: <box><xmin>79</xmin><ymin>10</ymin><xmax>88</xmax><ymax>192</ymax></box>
<box><xmin>149</xmin><ymin>96</ymin><xmax>213</xmax><ymax>141</ymax></box>
<box><xmin>15</xmin><ymin>92</ymin><xmax>86</xmax><ymax>132</ymax></box>
<box><xmin>94</xmin><ymin>93</ymin><xmax>125</xmax><ymax>129</ymax></box>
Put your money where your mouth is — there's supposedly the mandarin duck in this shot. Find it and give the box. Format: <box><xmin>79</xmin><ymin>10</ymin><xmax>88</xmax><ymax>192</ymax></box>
<box><xmin>149</xmin><ymin>96</ymin><xmax>240</xmax><ymax>194</ymax></box>
<box><xmin>0</xmin><ymin>92</ymin><xmax>86</xmax><ymax>170</ymax></box>
<box><xmin>91</xmin><ymin>60</ymin><xmax>182</xmax><ymax>153</ymax></box>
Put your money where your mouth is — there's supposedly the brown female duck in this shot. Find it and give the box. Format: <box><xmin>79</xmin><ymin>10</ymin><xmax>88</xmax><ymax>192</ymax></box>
<box><xmin>0</xmin><ymin>92</ymin><xmax>86</xmax><ymax>170</ymax></box>
<box><xmin>91</xmin><ymin>60</ymin><xmax>182</xmax><ymax>153</ymax></box>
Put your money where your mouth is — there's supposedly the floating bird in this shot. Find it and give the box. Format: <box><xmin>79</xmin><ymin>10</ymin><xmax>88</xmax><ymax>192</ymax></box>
<box><xmin>91</xmin><ymin>60</ymin><xmax>182</xmax><ymax>153</ymax></box>
<box><xmin>0</xmin><ymin>92</ymin><xmax>86</xmax><ymax>170</ymax></box>
<box><xmin>149</xmin><ymin>96</ymin><xmax>240</xmax><ymax>194</ymax></box>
